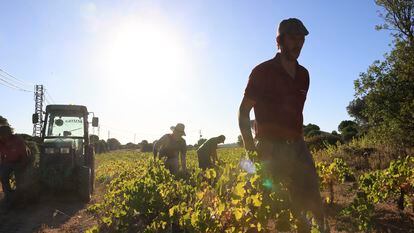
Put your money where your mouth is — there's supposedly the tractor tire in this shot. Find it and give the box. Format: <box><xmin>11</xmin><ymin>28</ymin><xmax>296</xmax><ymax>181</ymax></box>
<box><xmin>85</xmin><ymin>146</ymin><xmax>95</xmax><ymax>193</ymax></box>
<box><xmin>90</xmin><ymin>159</ymin><xmax>95</xmax><ymax>194</ymax></box>
<box><xmin>78</xmin><ymin>166</ymin><xmax>92</xmax><ymax>203</ymax></box>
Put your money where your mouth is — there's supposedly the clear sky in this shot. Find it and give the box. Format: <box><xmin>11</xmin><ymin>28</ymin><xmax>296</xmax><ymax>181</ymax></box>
<box><xmin>0</xmin><ymin>0</ymin><xmax>392</xmax><ymax>144</ymax></box>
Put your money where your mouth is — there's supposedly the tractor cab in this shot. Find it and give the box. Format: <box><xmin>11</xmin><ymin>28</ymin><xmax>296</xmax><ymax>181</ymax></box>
<box><xmin>33</xmin><ymin>105</ymin><xmax>98</xmax><ymax>202</ymax></box>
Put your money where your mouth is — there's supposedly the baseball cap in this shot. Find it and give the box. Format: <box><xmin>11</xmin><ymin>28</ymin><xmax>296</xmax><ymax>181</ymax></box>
<box><xmin>277</xmin><ymin>18</ymin><xmax>309</xmax><ymax>37</ymax></box>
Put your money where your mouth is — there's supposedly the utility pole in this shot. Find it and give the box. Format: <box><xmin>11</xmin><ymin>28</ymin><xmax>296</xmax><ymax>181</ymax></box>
<box><xmin>108</xmin><ymin>130</ymin><xmax>110</xmax><ymax>140</ymax></box>
<box><xmin>33</xmin><ymin>85</ymin><xmax>44</xmax><ymax>137</ymax></box>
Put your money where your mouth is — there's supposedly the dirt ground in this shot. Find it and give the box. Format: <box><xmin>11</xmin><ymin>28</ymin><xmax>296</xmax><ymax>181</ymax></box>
<box><xmin>321</xmin><ymin>182</ymin><xmax>414</xmax><ymax>233</ymax></box>
<box><xmin>0</xmin><ymin>185</ymin><xmax>103</xmax><ymax>233</ymax></box>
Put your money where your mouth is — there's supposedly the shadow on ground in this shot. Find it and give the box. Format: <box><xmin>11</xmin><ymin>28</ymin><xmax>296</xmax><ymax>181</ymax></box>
<box><xmin>324</xmin><ymin>201</ymin><xmax>414</xmax><ymax>233</ymax></box>
<box><xmin>0</xmin><ymin>192</ymin><xmax>87</xmax><ymax>233</ymax></box>
<box><xmin>372</xmin><ymin>206</ymin><xmax>414</xmax><ymax>233</ymax></box>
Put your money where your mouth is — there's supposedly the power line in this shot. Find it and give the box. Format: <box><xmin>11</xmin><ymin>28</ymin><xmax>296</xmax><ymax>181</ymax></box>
<box><xmin>45</xmin><ymin>90</ymin><xmax>56</xmax><ymax>103</ymax></box>
<box><xmin>0</xmin><ymin>80</ymin><xmax>20</xmax><ymax>90</ymax></box>
<box><xmin>43</xmin><ymin>94</ymin><xmax>52</xmax><ymax>105</ymax></box>
<box><xmin>0</xmin><ymin>74</ymin><xmax>31</xmax><ymax>92</ymax></box>
<box><xmin>0</xmin><ymin>68</ymin><xmax>33</xmax><ymax>88</ymax></box>
<box><xmin>0</xmin><ymin>72</ymin><xmax>31</xmax><ymax>91</ymax></box>
<box><xmin>0</xmin><ymin>67</ymin><xmax>34</xmax><ymax>94</ymax></box>
<box><xmin>0</xmin><ymin>74</ymin><xmax>27</xmax><ymax>89</ymax></box>
<box><xmin>0</xmin><ymin>71</ymin><xmax>30</xmax><ymax>87</ymax></box>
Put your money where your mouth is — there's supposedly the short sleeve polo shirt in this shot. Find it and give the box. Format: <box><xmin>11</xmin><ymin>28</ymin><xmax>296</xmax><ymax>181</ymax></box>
<box><xmin>244</xmin><ymin>53</ymin><xmax>310</xmax><ymax>140</ymax></box>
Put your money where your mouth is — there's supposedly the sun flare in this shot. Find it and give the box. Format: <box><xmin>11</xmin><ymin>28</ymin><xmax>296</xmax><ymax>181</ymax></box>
<box><xmin>103</xmin><ymin>17</ymin><xmax>190</xmax><ymax>100</ymax></box>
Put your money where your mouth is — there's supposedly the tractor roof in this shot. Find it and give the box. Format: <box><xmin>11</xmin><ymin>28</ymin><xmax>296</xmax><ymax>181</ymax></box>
<box><xmin>46</xmin><ymin>105</ymin><xmax>88</xmax><ymax>114</ymax></box>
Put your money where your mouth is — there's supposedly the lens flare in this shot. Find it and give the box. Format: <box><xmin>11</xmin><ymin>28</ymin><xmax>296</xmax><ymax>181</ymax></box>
<box><xmin>263</xmin><ymin>178</ymin><xmax>273</xmax><ymax>190</ymax></box>
<box><xmin>240</xmin><ymin>158</ymin><xmax>256</xmax><ymax>174</ymax></box>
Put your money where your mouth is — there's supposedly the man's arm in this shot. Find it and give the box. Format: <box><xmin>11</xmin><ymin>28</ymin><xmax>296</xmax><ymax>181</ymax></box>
<box><xmin>212</xmin><ymin>149</ymin><xmax>218</xmax><ymax>164</ymax></box>
<box><xmin>153</xmin><ymin>135</ymin><xmax>167</xmax><ymax>159</ymax></box>
<box><xmin>238</xmin><ymin>96</ymin><xmax>256</xmax><ymax>152</ymax></box>
<box><xmin>152</xmin><ymin>142</ymin><xmax>158</xmax><ymax>159</ymax></box>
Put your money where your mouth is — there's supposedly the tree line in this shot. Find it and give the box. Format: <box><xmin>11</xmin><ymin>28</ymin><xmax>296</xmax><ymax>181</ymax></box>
<box><xmin>347</xmin><ymin>0</ymin><xmax>414</xmax><ymax>151</ymax></box>
<box><xmin>236</xmin><ymin>120</ymin><xmax>360</xmax><ymax>151</ymax></box>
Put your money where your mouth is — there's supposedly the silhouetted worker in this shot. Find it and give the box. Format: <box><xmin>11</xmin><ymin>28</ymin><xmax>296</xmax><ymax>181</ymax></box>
<box><xmin>0</xmin><ymin>124</ymin><xmax>29</xmax><ymax>205</ymax></box>
<box><xmin>238</xmin><ymin>18</ymin><xmax>327</xmax><ymax>233</ymax></box>
<box><xmin>153</xmin><ymin>123</ymin><xmax>187</xmax><ymax>175</ymax></box>
<box><xmin>197</xmin><ymin>135</ymin><xmax>225</xmax><ymax>169</ymax></box>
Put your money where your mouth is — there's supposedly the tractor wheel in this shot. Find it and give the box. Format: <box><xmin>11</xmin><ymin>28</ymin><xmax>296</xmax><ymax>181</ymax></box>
<box><xmin>85</xmin><ymin>146</ymin><xmax>95</xmax><ymax>193</ymax></box>
<box><xmin>78</xmin><ymin>166</ymin><xmax>92</xmax><ymax>202</ymax></box>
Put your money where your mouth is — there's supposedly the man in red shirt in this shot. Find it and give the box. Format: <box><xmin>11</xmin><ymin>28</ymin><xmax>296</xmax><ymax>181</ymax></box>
<box><xmin>0</xmin><ymin>125</ymin><xmax>28</xmax><ymax>203</ymax></box>
<box><xmin>238</xmin><ymin>18</ymin><xmax>326</xmax><ymax>232</ymax></box>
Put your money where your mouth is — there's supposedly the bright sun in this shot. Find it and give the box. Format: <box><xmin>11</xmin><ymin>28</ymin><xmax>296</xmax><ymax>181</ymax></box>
<box><xmin>103</xmin><ymin>17</ymin><xmax>190</xmax><ymax>102</ymax></box>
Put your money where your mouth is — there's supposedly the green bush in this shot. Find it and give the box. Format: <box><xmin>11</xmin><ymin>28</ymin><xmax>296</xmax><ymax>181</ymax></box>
<box><xmin>306</xmin><ymin>133</ymin><xmax>342</xmax><ymax>151</ymax></box>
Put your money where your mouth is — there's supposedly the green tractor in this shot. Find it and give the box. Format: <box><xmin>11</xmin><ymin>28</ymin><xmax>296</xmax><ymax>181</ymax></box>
<box><xmin>32</xmin><ymin>105</ymin><xmax>99</xmax><ymax>202</ymax></box>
